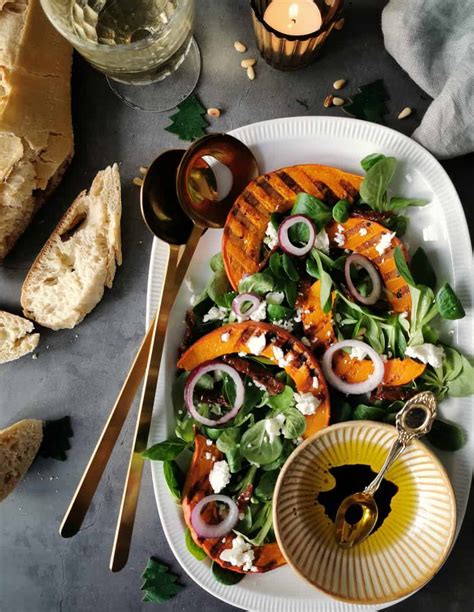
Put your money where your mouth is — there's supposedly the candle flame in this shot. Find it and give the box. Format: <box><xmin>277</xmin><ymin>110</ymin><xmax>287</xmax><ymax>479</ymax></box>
<box><xmin>288</xmin><ymin>2</ymin><xmax>299</xmax><ymax>23</ymax></box>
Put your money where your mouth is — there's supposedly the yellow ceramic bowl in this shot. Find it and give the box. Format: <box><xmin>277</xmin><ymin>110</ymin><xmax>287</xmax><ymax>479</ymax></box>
<box><xmin>273</xmin><ymin>421</ymin><xmax>456</xmax><ymax>605</ymax></box>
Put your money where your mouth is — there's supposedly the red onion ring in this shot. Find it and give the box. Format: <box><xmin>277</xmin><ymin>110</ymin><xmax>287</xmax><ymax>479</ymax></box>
<box><xmin>232</xmin><ymin>293</ymin><xmax>261</xmax><ymax>319</ymax></box>
<box><xmin>322</xmin><ymin>340</ymin><xmax>385</xmax><ymax>395</ymax></box>
<box><xmin>184</xmin><ymin>361</ymin><xmax>244</xmax><ymax>426</ymax></box>
<box><xmin>278</xmin><ymin>214</ymin><xmax>316</xmax><ymax>257</ymax></box>
<box><xmin>344</xmin><ymin>253</ymin><xmax>382</xmax><ymax>306</ymax></box>
<box><xmin>191</xmin><ymin>494</ymin><xmax>239</xmax><ymax>539</ymax></box>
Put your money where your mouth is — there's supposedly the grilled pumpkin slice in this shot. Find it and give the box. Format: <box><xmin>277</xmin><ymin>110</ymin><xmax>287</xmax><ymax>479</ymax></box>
<box><xmin>298</xmin><ymin>280</ymin><xmax>425</xmax><ymax>385</ymax></box>
<box><xmin>177</xmin><ymin>321</ymin><xmax>330</xmax><ymax>438</ymax></box>
<box><xmin>326</xmin><ymin>217</ymin><xmax>411</xmax><ymax>313</ymax></box>
<box><xmin>182</xmin><ymin>433</ymin><xmax>286</xmax><ymax>573</ymax></box>
<box><xmin>222</xmin><ymin>164</ymin><xmax>363</xmax><ymax>290</ymax></box>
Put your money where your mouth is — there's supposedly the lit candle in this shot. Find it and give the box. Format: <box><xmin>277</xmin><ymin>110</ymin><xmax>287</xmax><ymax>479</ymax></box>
<box><xmin>263</xmin><ymin>0</ymin><xmax>322</xmax><ymax>37</ymax></box>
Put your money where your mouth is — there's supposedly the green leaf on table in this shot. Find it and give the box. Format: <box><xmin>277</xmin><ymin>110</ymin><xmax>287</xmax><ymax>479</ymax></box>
<box><xmin>141</xmin><ymin>557</ymin><xmax>183</xmax><ymax>603</ymax></box>
<box><xmin>163</xmin><ymin>460</ymin><xmax>184</xmax><ymax>501</ymax></box>
<box><xmin>411</xmin><ymin>247</ymin><xmax>436</xmax><ymax>289</ymax></box>
<box><xmin>359</xmin><ymin>156</ymin><xmax>397</xmax><ymax>211</ymax></box>
<box><xmin>343</xmin><ymin>80</ymin><xmax>390</xmax><ymax>124</ymax></box>
<box><xmin>211</xmin><ymin>561</ymin><xmax>245</xmax><ymax>585</ymax></box>
<box><xmin>435</xmin><ymin>282</ymin><xmax>465</xmax><ymax>320</ymax></box>
<box><xmin>39</xmin><ymin>416</ymin><xmax>73</xmax><ymax>461</ymax></box>
<box><xmin>142</xmin><ymin>437</ymin><xmax>188</xmax><ymax>461</ymax></box>
<box><xmin>185</xmin><ymin>528</ymin><xmax>207</xmax><ymax>561</ymax></box>
<box><xmin>165</xmin><ymin>94</ymin><xmax>209</xmax><ymax>142</ymax></box>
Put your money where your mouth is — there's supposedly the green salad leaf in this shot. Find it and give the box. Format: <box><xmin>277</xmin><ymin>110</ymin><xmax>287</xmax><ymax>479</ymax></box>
<box><xmin>266</xmin><ymin>385</ymin><xmax>294</xmax><ymax>411</ymax></box>
<box><xmin>411</xmin><ymin>247</ymin><xmax>436</xmax><ymax>289</ymax></box>
<box><xmin>389</xmin><ymin>197</ymin><xmax>428</xmax><ymax>210</ymax></box>
<box><xmin>332</xmin><ymin>199</ymin><xmax>350</xmax><ymax>223</ymax></box>
<box><xmin>240</xmin><ymin>420</ymin><xmax>283</xmax><ymax>465</ymax></box>
<box><xmin>436</xmin><ymin>283</ymin><xmax>465</xmax><ymax>320</ymax></box>
<box><xmin>163</xmin><ymin>460</ymin><xmax>184</xmax><ymax>501</ymax></box>
<box><xmin>279</xmin><ymin>405</ymin><xmax>306</xmax><ymax>439</ymax></box>
<box><xmin>311</xmin><ymin>249</ymin><xmax>333</xmax><ymax>313</ymax></box>
<box><xmin>359</xmin><ymin>156</ymin><xmax>397</xmax><ymax>211</ymax></box>
<box><xmin>291</xmin><ymin>193</ymin><xmax>331</xmax><ymax>230</ymax></box>
<box><xmin>142</xmin><ymin>437</ymin><xmax>188</xmax><ymax>461</ymax></box>
<box><xmin>361</xmin><ymin>153</ymin><xmax>386</xmax><ymax>172</ymax></box>
<box><xmin>185</xmin><ymin>528</ymin><xmax>207</xmax><ymax>560</ymax></box>
<box><xmin>141</xmin><ymin>558</ymin><xmax>183</xmax><ymax>603</ymax></box>
<box><xmin>216</xmin><ymin>427</ymin><xmax>242</xmax><ymax>473</ymax></box>
<box><xmin>239</xmin><ymin>272</ymin><xmax>274</xmax><ymax>295</ymax></box>
<box><xmin>211</xmin><ymin>561</ymin><xmax>245</xmax><ymax>585</ymax></box>
<box><xmin>426</xmin><ymin>419</ymin><xmax>466</xmax><ymax>452</ymax></box>
<box><xmin>254</xmin><ymin>471</ymin><xmax>279</xmax><ymax>501</ymax></box>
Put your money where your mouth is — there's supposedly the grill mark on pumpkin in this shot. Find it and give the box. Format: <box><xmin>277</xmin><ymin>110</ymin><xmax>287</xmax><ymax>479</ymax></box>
<box><xmin>339</xmin><ymin>179</ymin><xmax>359</xmax><ymax>202</ymax></box>
<box><xmin>276</xmin><ymin>170</ymin><xmax>306</xmax><ymax>195</ymax></box>
<box><xmin>256</xmin><ymin>176</ymin><xmax>286</xmax><ymax>205</ymax></box>
<box><xmin>187</xmin><ymin>477</ymin><xmax>208</xmax><ymax>502</ymax></box>
<box><xmin>308</xmin><ymin>180</ymin><xmax>338</xmax><ymax>205</ymax></box>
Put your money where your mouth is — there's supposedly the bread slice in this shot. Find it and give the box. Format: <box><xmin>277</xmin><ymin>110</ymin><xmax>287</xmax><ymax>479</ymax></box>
<box><xmin>0</xmin><ymin>0</ymin><xmax>73</xmax><ymax>261</ymax></box>
<box><xmin>21</xmin><ymin>165</ymin><xmax>122</xmax><ymax>330</ymax></box>
<box><xmin>0</xmin><ymin>310</ymin><xmax>39</xmax><ymax>363</ymax></box>
<box><xmin>0</xmin><ymin>418</ymin><xmax>43</xmax><ymax>502</ymax></box>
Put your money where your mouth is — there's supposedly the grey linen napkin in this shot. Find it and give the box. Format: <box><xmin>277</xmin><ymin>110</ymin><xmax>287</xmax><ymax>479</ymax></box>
<box><xmin>382</xmin><ymin>0</ymin><xmax>474</xmax><ymax>159</ymax></box>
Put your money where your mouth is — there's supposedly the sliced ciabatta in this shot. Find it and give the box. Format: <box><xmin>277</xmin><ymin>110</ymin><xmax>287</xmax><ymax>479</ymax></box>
<box><xmin>0</xmin><ymin>419</ymin><xmax>43</xmax><ymax>502</ymax></box>
<box><xmin>21</xmin><ymin>164</ymin><xmax>122</xmax><ymax>330</ymax></box>
<box><xmin>0</xmin><ymin>310</ymin><xmax>39</xmax><ymax>363</ymax></box>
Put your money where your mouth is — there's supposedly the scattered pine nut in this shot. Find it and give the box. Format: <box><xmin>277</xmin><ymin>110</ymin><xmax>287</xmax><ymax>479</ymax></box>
<box><xmin>139</xmin><ymin>166</ymin><xmax>148</xmax><ymax>175</ymax></box>
<box><xmin>247</xmin><ymin>66</ymin><xmax>256</xmax><ymax>80</ymax></box>
<box><xmin>397</xmin><ymin>106</ymin><xmax>412</xmax><ymax>119</ymax></box>
<box><xmin>335</xmin><ymin>17</ymin><xmax>345</xmax><ymax>30</ymax></box>
<box><xmin>207</xmin><ymin>107</ymin><xmax>221</xmax><ymax>118</ymax></box>
<box><xmin>333</xmin><ymin>79</ymin><xmax>346</xmax><ymax>90</ymax></box>
<box><xmin>132</xmin><ymin>176</ymin><xmax>143</xmax><ymax>187</ymax></box>
<box><xmin>323</xmin><ymin>95</ymin><xmax>334</xmax><ymax>108</ymax></box>
<box><xmin>332</xmin><ymin>97</ymin><xmax>345</xmax><ymax>106</ymax></box>
<box><xmin>234</xmin><ymin>41</ymin><xmax>247</xmax><ymax>53</ymax></box>
<box><xmin>241</xmin><ymin>58</ymin><xmax>256</xmax><ymax>68</ymax></box>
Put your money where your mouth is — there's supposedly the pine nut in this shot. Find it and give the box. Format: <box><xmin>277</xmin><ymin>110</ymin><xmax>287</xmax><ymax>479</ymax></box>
<box><xmin>241</xmin><ymin>58</ymin><xmax>256</xmax><ymax>68</ymax></box>
<box><xmin>335</xmin><ymin>17</ymin><xmax>345</xmax><ymax>30</ymax></box>
<box><xmin>247</xmin><ymin>66</ymin><xmax>256</xmax><ymax>80</ymax></box>
<box><xmin>333</xmin><ymin>79</ymin><xmax>346</xmax><ymax>90</ymax></box>
<box><xmin>332</xmin><ymin>97</ymin><xmax>345</xmax><ymax>106</ymax></box>
<box><xmin>397</xmin><ymin>106</ymin><xmax>412</xmax><ymax>119</ymax></box>
<box><xmin>234</xmin><ymin>41</ymin><xmax>247</xmax><ymax>53</ymax></box>
<box><xmin>207</xmin><ymin>107</ymin><xmax>221</xmax><ymax>118</ymax></box>
<box><xmin>323</xmin><ymin>95</ymin><xmax>334</xmax><ymax>108</ymax></box>
<box><xmin>132</xmin><ymin>177</ymin><xmax>143</xmax><ymax>187</ymax></box>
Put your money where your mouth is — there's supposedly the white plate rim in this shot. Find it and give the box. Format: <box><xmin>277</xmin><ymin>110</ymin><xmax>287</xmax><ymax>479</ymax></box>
<box><xmin>146</xmin><ymin>116</ymin><xmax>474</xmax><ymax>612</ymax></box>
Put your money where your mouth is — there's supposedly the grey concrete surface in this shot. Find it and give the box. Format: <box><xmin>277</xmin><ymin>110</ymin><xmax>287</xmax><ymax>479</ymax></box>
<box><xmin>0</xmin><ymin>1</ymin><xmax>472</xmax><ymax>611</ymax></box>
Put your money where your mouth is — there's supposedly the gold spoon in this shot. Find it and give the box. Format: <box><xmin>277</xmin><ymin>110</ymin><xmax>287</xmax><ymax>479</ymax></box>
<box><xmin>59</xmin><ymin>135</ymin><xmax>258</xmax><ymax>568</ymax></box>
<box><xmin>335</xmin><ymin>391</ymin><xmax>437</xmax><ymax>548</ymax></box>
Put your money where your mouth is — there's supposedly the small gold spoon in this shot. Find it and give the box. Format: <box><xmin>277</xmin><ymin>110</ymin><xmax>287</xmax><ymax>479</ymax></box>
<box><xmin>335</xmin><ymin>391</ymin><xmax>437</xmax><ymax>548</ymax></box>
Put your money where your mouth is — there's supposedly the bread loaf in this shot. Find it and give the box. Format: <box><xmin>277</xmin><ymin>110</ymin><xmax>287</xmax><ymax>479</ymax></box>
<box><xmin>0</xmin><ymin>310</ymin><xmax>39</xmax><ymax>363</ymax></box>
<box><xmin>0</xmin><ymin>0</ymin><xmax>73</xmax><ymax>260</ymax></box>
<box><xmin>21</xmin><ymin>164</ymin><xmax>122</xmax><ymax>330</ymax></box>
<box><xmin>0</xmin><ymin>418</ymin><xmax>43</xmax><ymax>502</ymax></box>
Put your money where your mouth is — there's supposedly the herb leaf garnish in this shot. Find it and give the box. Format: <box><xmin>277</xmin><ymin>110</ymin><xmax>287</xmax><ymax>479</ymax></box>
<box><xmin>141</xmin><ymin>558</ymin><xmax>183</xmax><ymax>603</ymax></box>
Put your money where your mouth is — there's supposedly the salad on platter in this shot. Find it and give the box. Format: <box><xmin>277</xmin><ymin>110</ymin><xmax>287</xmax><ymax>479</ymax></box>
<box><xmin>144</xmin><ymin>153</ymin><xmax>473</xmax><ymax>585</ymax></box>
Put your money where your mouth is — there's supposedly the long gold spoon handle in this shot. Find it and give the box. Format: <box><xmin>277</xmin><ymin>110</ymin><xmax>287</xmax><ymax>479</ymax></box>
<box><xmin>175</xmin><ymin>225</ymin><xmax>204</xmax><ymax>289</ymax></box>
<box><xmin>59</xmin><ymin>318</ymin><xmax>155</xmax><ymax>538</ymax></box>
<box><xmin>110</xmin><ymin>247</ymin><xmax>181</xmax><ymax>572</ymax></box>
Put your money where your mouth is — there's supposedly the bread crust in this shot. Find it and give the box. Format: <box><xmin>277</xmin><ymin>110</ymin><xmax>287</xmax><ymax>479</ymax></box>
<box><xmin>0</xmin><ymin>0</ymin><xmax>74</xmax><ymax>261</ymax></box>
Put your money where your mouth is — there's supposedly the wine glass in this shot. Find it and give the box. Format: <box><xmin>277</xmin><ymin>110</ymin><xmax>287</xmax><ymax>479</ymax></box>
<box><xmin>39</xmin><ymin>0</ymin><xmax>201</xmax><ymax>112</ymax></box>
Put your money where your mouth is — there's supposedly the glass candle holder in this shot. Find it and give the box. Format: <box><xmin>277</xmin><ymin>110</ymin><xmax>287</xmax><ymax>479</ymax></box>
<box><xmin>251</xmin><ymin>0</ymin><xmax>344</xmax><ymax>70</ymax></box>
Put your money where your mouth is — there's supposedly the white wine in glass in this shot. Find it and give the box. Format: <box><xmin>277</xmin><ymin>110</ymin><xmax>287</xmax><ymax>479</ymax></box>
<box><xmin>40</xmin><ymin>0</ymin><xmax>201</xmax><ymax>111</ymax></box>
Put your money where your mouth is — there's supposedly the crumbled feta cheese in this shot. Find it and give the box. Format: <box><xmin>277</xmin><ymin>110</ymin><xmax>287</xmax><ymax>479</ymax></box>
<box><xmin>334</xmin><ymin>231</ymin><xmax>345</xmax><ymax>247</ymax></box>
<box><xmin>294</xmin><ymin>308</ymin><xmax>303</xmax><ymax>323</ymax></box>
<box><xmin>399</xmin><ymin>311</ymin><xmax>408</xmax><ymax>320</ymax></box>
<box><xmin>250</xmin><ymin>565</ymin><xmax>258</xmax><ymax>572</ymax></box>
<box><xmin>313</xmin><ymin>228</ymin><xmax>330</xmax><ymax>254</ymax></box>
<box><xmin>359</xmin><ymin>227</ymin><xmax>368</xmax><ymax>237</ymax></box>
<box><xmin>206</xmin><ymin>439</ymin><xmax>213</xmax><ymax>446</ymax></box>
<box><xmin>222</xmin><ymin>538</ymin><xmax>226</xmax><ymax>543</ymax></box>
<box><xmin>312</xmin><ymin>376</ymin><xmax>319</xmax><ymax>389</ymax></box>
<box><xmin>273</xmin><ymin>319</ymin><xmax>294</xmax><ymax>332</ymax></box>
<box><xmin>294</xmin><ymin>392</ymin><xmax>321</xmax><ymax>415</ymax></box>
<box><xmin>205</xmin><ymin>452</ymin><xmax>212</xmax><ymax>460</ymax></box>
<box><xmin>405</xmin><ymin>344</ymin><xmax>445</xmax><ymax>369</ymax></box>
<box><xmin>221</xmin><ymin>332</ymin><xmax>230</xmax><ymax>342</ymax></box>
<box><xmin>294</xmin><ymin>436</ymin><xmax>304</xmax><ymax>445</ymax></box>
<box><xmin>266</xmin><ymin>291</ymin><xmax>285</xmax><ymax>305</ymax></box>
<box><xmin>375</xmin><ymin>232</ymin><xmax>396</xmax><ymax>256</ymax></box>
<box><xmin>351</xmin><ymin>345</ymin><xmax>368</xmax><ymax>361</ymax></box>
<box><xmin>265</xmin><ymin>414</ymin><xmax>286</xmax><ymax>442</ymax></box>
<box><xmin>301</xmin><ymin>337</ymin><xmax>311</xmax><ymax>347</ymax></box>
<box><xmin>219</xmin><ymin>536</ymin><xmax>255</xmax><ymax>572</ymax></box>
<box><xmin>263</xmin><ymin>222</ymin><xmax>279</xmax><ymax>250</ymax></box>
<box><xmin>238</xmin><ymin>352</ymin><xmax>247</xmax><ymax>357</ymax></box>
<box><xmin>249</xmin><ymin>301</ymin><xmax>267</xmax><ymax>322</ymax></box>
<box><xmin>239</xmin><ymin>512</ymin><xmax>245</xmax><ymax>520</ymax></box>
<box><xmin>203</xmin><ymin>306</ymin><xmax>228</xmax><ymax>322</ymax></box>
<box><xmin>253</xmin><ymin>379</ymin><xmax>267</xmax><ymax>392</ymax></box>
<box><xmin>246</xmin><ymin>333</ymin><xmax>266</xmax><ymax>355</ymax></box>
<box><xmin>272</xmin><ymin>346</ymin><xmax>292</xmax><ymax>367</ymax></box>
<box><xmin>209</xmin><ymin>460</ymin><xmax>231</xmax><ymax>493</ymax></box>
